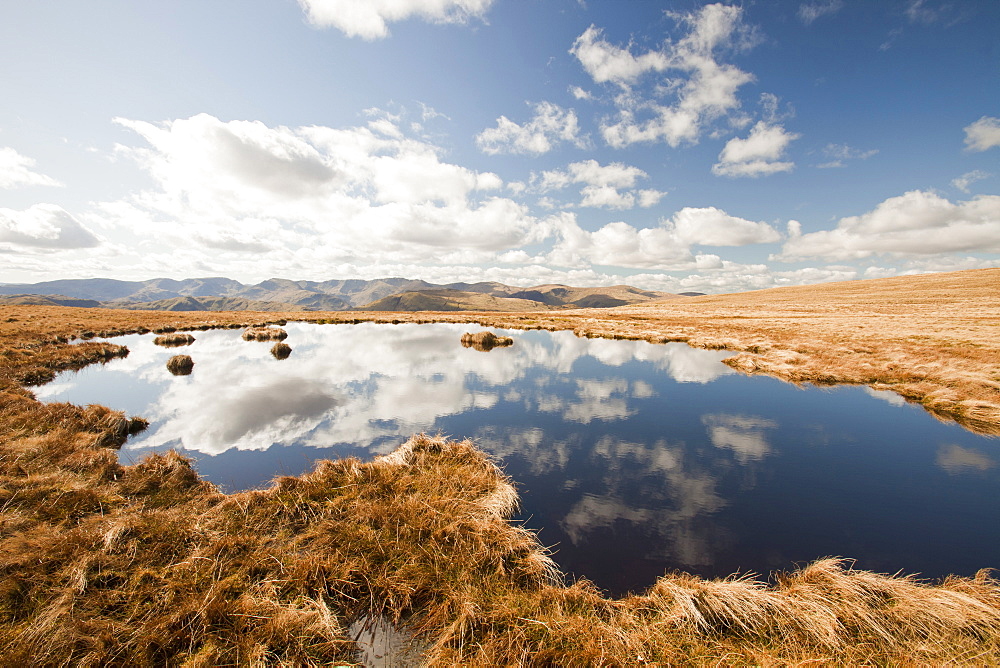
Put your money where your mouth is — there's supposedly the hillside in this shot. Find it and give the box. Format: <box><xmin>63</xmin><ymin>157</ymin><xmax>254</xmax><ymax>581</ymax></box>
<box><xmin>0</xmin><ymin>294</ymin><xmax>102</xmax><ymax>308</ymax></box>
<box><xmin>360</xmin><ymin>289</ymin><xmax>562</xmax><ymax>312</ymax></box>
<box><xmin>0</xmin><ymin>277</ymin><xmax>673</xmax><ymax>312</ymax></box>
<box><xmin>104</xmin><ymin>296</ymin><xmax>315</xmax><ymax>312</ymax></box>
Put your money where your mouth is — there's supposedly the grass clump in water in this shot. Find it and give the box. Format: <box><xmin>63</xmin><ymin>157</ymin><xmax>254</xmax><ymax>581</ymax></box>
<box><xmin>243</xmin><ymin>326</ymin><xmax>288</xmax><ymax>342</ymax></box>
<box><xmin>153</xmin><ymin>332</ymin><xmax>195</xmax><ymax>347</ymax></box>
<box><xmin>461</xmin><ymin>331</ymin><xmax>513</xmax><ymax>351</ymax></box>
<box><xmin>166</xmin><ymin>354</ymin><xmax>194</xmax><ymax>375</ymax></box>
<box><xmin>271</xmin><ymin>342</ymin><xmax>292</xmax><ymax>359</ymax></box>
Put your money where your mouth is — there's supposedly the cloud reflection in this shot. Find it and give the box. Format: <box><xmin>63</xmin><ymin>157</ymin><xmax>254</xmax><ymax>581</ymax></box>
<box><xmin>936</xmin><ymin>443</ymin><xmax>996</xmax><ymax>475</ymax></box>
<box><xmin>43</xmin><ymin>323</ymin><xmax>734</xmax><ymax>458</ymax></box>
<box><xmin>702</xmin><ymin>413</ymin><xmax>778</xmax><ymax>463</ymax></box>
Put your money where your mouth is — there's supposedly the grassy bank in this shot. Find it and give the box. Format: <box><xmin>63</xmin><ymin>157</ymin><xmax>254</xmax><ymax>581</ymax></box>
<box><xmin>2</xmin><ymin>268</ymin><xmax>1000</xmax><ymax>664</ymax></box>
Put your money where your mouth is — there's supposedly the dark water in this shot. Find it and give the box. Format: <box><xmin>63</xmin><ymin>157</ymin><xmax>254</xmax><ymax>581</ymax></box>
<box><xmin>37</xmin><ymin>322</ymin><xmax>1000</xmax><ymax>596</ymax></box>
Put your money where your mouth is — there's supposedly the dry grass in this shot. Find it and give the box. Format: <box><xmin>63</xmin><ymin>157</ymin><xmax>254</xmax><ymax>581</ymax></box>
<box><xmin>1</xmin><ymin>268</ymin><xmax>1000</xmax><ymax>664</ymax></box>
<box><xmin>243</xmin><ymin>326</ymin><xmax>288</xmax><ymax>342</ymax></box>
<box><xmin>460</xmin><ymin>331</ymin><xmax>514</xmax><ymax>351</ymax></box>
<box><xmin>153</xmin><ymin>332</ymin><xmax>195</xmax><ymax>347</ymax></box>
<box><xmin>271</xmin><ymin>342</ymin><xmax>292</xmax><ymax>359</ymax></box>
<box><xmin>166</xmin><ymin>354</ymin><xmax>194</xmax><ymax>375</ymax></box>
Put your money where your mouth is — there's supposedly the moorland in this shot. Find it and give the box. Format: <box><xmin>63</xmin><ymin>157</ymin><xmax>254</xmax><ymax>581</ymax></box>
<box><xmin>1</xmin><ymin>267</ymin><xmax>999</xmax><ymax>664</ymax></box>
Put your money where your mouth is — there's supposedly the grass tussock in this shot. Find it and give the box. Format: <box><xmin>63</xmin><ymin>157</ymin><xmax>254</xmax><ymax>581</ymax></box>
<box><xmin>153</xmin><ymin>332</ymin><xmax>195</xmax><ymax>347</ymax></box>
<box><xmin>271</xmin><ymin>342</ymin><xmax>292</xmax><ymax>359</ymax></box>
<box><xmin>461</xmin><ymin>331</ymin><xmax>514</xmax><ymax>352</ymax></box>
<box><xmin>166</xmin><ymin>354</ymin><xmax>194</xmax><ymax>376</ymax></box>
<box><xmin>243</xmin><ymin>326</ymin><xmax>288</xmax><ymax>342</ymax></box>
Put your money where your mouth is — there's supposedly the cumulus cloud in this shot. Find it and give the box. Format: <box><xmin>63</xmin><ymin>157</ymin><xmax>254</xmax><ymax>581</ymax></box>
<box><xmin>476</xmin><ymin>101</ymin><xmax>588</xmax><ymax>155</ymax></box>
<box><xmin>0</xmin><ymin>147</ymin><xmax>62</xmax><ymax>189</ymax></box>
<box><xmin>952</xmin><ymin>170</ymin><xmax>991</xmax><ymax>193</ymax></box>
<box><xmin>712</xmin><ymin>121</ymin><xmax>799</xmax><ymax>177</ymax></box>
<box><xmin>964</xmin><ymin>116</ymin><xmax>1000</xmax><ymax>152</ymax></box>
<box><xmin>669</xmin><ymin>206</ymin><xmax>782</xmax><ymax>246</ymax></box>
<box><xmin>798</xmin><ymin>0</ymin><xmax>844</xmax><ymax>24</ymax></box>
<box><xmin>297</xmin><ymin>0</ymin><xmax>493</xmax><ymax>40</ymax></box>
<box><xmin>535</xmin><ymin>159</ymin><xmax>665</xmax><ymax>210</ymax></box>
<box><xmin>112</xmin><ymin>112</ymin><xmax>544</xmax><ymax>263</ymax></box>
<box><xmin>777</xmin><ymin>190</ymin><xmax>1000</xmax><ymax>261</ymax></box>
<box><xmin>546</xmin><ymin>206</ymin><xmax>780</xmax><ymax>270</ymax></box>
<box><xmin>572</xmin><ymin>4</ymin><xmax>758</xmax><ymax>148</ymax></box>
<box><xmin>0</xmin><ymin>204</ymin><xmax>101</xmax><ymax>249</ymax></box>
<box><xmin>570</xmin><ymin>25</ymin><xmax>670</xmax><ymax>86</ymax></box>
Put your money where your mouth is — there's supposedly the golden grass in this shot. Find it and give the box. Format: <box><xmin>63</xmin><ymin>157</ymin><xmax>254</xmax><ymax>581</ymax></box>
<box><xmin>1</xmin><ymin>268</ymin><xmax>999</xmax><ymax>664</ymax></box>
<box><xmin>153</xmin><ymin>332</ymin><xmax>195</xmax><ymax>347</ymax></box>
<box><xmin>460</xmin><ymin>331</ymin><xmax>514</xmax><ymax>351</ymax></box>
<box><xmin>243</xmin><ymin>326</ymin><xmax>288</xmax><ymax>342</ymax></box>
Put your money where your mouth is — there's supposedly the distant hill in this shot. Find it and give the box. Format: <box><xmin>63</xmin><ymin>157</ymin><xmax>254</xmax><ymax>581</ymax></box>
<box><xmin>0</xmin><ymin>277</ymin><xmax>676</xmax><ymax>312</ymax></box>
<box><xmin>359</xmin><ymin>284</ymin><xmax>676</xmax><ymax>311</ymax></box>
<box><xmin>360</xmin><ymin>290</ymin><xmax>562</xmax><ymax>312</ymax></box>
<box><xmin>0</xmin><ymin>294</ymin><xmax>102</xmax><ymax>308</ymax></box>
<box><xmin>104</xmin><ymin>296</ymin><xmax>313</xmax><ymax>312</ymax></box>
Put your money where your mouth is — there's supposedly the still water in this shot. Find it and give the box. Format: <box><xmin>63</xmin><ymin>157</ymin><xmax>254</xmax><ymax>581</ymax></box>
<box><xmin>37</xmin><ymin>322</ymin><xmax>1000</xmax><ymax>596</ymax></box>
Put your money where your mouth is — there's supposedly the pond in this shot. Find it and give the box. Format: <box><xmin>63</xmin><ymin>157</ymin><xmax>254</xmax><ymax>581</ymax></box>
<box><xmin>36</xmin><ymin>322</ymin><xmax>1000</xmax><ymax>597</ymax></box>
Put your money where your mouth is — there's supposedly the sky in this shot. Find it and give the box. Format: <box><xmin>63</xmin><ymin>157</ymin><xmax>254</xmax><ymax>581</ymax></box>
<box><xmin>0</xmin><ymin>0</ymin><xmax>998</xmax><ymax>294</ymax></box>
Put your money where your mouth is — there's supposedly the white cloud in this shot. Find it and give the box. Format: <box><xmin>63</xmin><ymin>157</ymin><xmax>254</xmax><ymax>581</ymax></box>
<box><xmin>548</xmin><ymin>217</ymin><xmax>696</xmax><ymax>270</ymax></box>
<box><xmin>964</xmin><ymin>116</ymin><xmax>1000</xmax><ymax>152</ymax></box>
<box><xmin>546</xmin><ymin>206</ymin><xmax>780</xmax><ymax>270</ymax></box>
<box><xmin>637</xmin><ymin>189</ymin><xmax>666</xmax><ymax>208</ymax></box>
<box><xmin>569</xmin><ymin>86</ymin><xmax>593</xmax><ymax>101</ymax></box>
<box><xmin>669</xmin><ymin>206</ymin><xmax>782</xmax><ymax>246</ymax></box>
<box><xmin>0</xmin><ymin>147</ymin><xmax>62</xmax><ymax>189</ymax></box>
<box><xmin>0</xmin><ymin>204</ymin><xmax>101</xmax><ymax>250</ymax></box>
<box><xmin>576</xmin><ymin>4</ymin><xmax>758</xmax><ymax>148</ymax></box>
<box><xmin>111</xmin><ymin>112</ymin><xmax>546</xmax><ymax>264</ymax></box>
<box><xmin>535</xmin><ymin>159</ymin><xmax>665</xmax><ymax>210</ymax></box>
<box><xmin>777</xmin><ymin>190</ymin><xmax>1000</xmax><ymax>261</ymax></box>
<box><xmin>570</xmin><ymin>25</ymin><xmax>670</xmax><ymax>86</ymax></box>
<box><xmin>297</xmin><ymin>0</ymin><xmax>493</xmax><ymax>40</ymax></box>
<box><xmin>952</xmin><ymin>170</ymin><xmax>991</xmax><ymax>193</ymax></box>
<box><xmin>476</xmin><ymin>101</ymin><xmax>588</xmax><ymax>155</ymax></box>
<box><xmin>712</xmin><ymin>121</ymin><xmax>799</xmax><ymax>177</ymax></box>
<box><xmin>554</xmin><ymin>159</ymin><xmax>645</xmax><ymax>189</ymax></box>
<box><xmin>798</xmin><ymin>0</ymin><xmax>844</xmax><ymax>24</ymax></box>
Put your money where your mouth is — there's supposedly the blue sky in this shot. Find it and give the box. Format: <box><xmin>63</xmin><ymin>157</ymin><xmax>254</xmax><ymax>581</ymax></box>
<box><xmin>1</xmin><ymin>0</ymin><xmax>997</xmax><ymax>293</ymax></box>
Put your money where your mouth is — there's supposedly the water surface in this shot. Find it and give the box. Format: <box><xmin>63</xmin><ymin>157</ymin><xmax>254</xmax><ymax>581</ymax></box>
<box><xmin>37</xmin><ymin>322</ymin><xmax>1000</xmax><ymax>596</ymax></box>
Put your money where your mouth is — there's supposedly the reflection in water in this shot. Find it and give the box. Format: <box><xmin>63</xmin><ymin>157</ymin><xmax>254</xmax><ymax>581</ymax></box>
<box><xmin>703</xmin><ymin>414</ymin><xmax>777</xmax><ymax>463</ymax></box>
<box><xmin>37</xmin><ymin>322</ymin><xmax>1000</xmax><ymax>596</ymax></box>
<box><xmin>937</xmin><ymin>443</ymin><xmax>996</xmax><ymax>474</ymax></box>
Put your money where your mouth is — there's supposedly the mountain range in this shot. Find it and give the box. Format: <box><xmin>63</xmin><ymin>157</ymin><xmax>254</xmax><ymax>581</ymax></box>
<box><xmin>0</xmin><ymin>277</ymin><xmax>684</xmax><ymax>312</ymax></box>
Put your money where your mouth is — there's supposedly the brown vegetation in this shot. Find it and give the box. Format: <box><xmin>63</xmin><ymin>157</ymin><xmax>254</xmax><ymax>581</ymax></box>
<box><xmin>153</xmin><ymin>332</ymin><xmax>195</xmax><ymax>347</ymax></box>
<box><xmin>1</xmin><ymin>268</ymin><xmax>1000</xmax><ymax>663</ymax></box>
<box><xmin>271</xmin><ymin>342</ymin><xmax>292</xmax><ymax>359</ymax></box>
<box><xmin>242</xmin><ymin>326</ymin><xmax>288</xmax><ymax>341</ymax></box>
<box><xmin>461</xmin><ymin>330</ymin><xmax>514</xmax><ymax>351</ymax></box>
<box><xmin>165</xmin><ymin>354</ymin><xmax>194</xmax><ymax>375</ymax></box>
